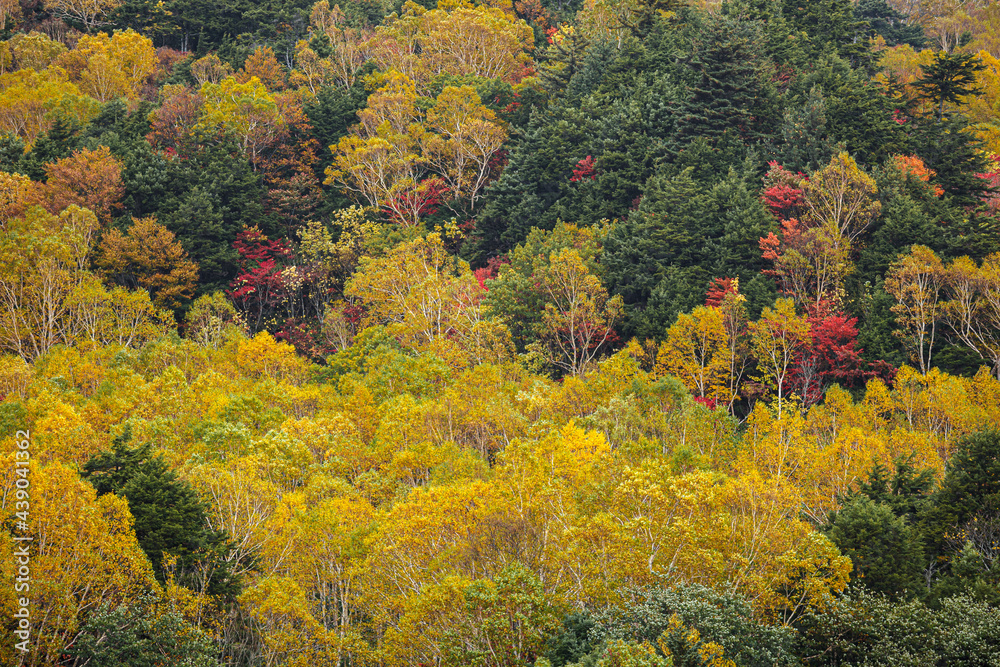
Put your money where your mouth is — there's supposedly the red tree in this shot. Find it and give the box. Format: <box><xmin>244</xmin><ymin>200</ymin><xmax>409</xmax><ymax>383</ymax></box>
<box><xmin>788</xmin><ymin>312</ymin><xmax>893</xmax><ymax>406</ymax></box>
<box><xmin>228</xmin><ymin>227</ymin><xmax>293</xmax><ymax>332</ymax></box>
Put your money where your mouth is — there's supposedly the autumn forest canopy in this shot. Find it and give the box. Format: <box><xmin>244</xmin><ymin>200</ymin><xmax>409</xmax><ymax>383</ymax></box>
<box><xmin>7</xmin><ymin>0</ymin><xmax>1000</xmax><ymax>664</ymax></box>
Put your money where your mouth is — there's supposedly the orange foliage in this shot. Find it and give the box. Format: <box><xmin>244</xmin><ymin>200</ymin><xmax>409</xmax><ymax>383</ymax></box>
<box><xmin>38</xmin><ymin>146</ymin><xmax>124</xmax><ymax>223</ymax></box>
<box><xmin>894</xmin><ymin>154</ymin><xmax>944</xmax><ymax>196</ymax></box>
<box><xmin>238</xmin><ymin>45</ymin><xmax>287</xmax><ymax>91</ymax></box>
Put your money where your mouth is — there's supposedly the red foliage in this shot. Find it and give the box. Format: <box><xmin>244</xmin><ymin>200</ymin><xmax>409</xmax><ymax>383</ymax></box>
<box><xmin>472</xmin><ymin>255</ymin><xmax>509</xmax><ymax>289</ymax></box>
<box><xmin>385</xmin><ymin>178</ymin><xmax>448</xmax><ymax>227</ymax></box>
<box><xmin>762</xmin><ymin>183</ymin><xmax>805</xmax><ymax>220</ymax></box>
<box><xmin>788</xmin><ymin>312</ymin><xmax>893</xmax><ymax>406</ymax></box>
<box><xmin>759</xmin><ymin>217</ymin><xmax>803</xmax><ymax>262</ymax></box>
<box><xmin>705</xmin><ymin>277</ymin><xmax>737</xmax><ymax>308</ymax></box>
<box><xmin>895</xmin><ymin>155</ymin><xmax>943</xmax><ymax>197</ymax></box>
<box><xmin>570</xmin><ymin>155</ymin><xmax>597</xmax><ymax>183</ymax></box>
<box><xmin>233</xmin><ymin>227</ymin><xmax>293</xmax><ymax>264</ymax></box>
<box><xmin>229</xmin><ymin>228</ymin><xmax>294</xmax><ymax>331</ymax></box>
<box><xmin>693</xmin><ymin>396</ymin><xmax>719</xmax><ymax>410</ymax></box>
<box><xmin>276</xmin><ymin>317</ymin><xmax>334</xmax><ymax>362</ymax></box>
<box><xmin>976</xmin><ymin>156</ymin><xmax>1000</xmax><ymax>216</ymax></box>
<box><xmin>761</xmin><ymin>162</ymin><xmax>805</xmax><ymax>221</ymax></box>
<box><xmin>343</xmin><ymin>302</ymin><xmax>364</xmax><ymax>327</ymax></box>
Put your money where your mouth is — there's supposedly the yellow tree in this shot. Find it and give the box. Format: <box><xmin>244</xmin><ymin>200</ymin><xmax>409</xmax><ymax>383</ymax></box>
<box><xmin>362</xmin><ymin>480</ymin><xmax>513</xmax><ymax>636</ymax></box>
<box><xmin>303</xmin><ymin>0</ymin><xmax>373</xmax><ymax>90</ymax></box>
<box><xmin>66</xmin><ymin>278</ymin><xmax>173</xmax><ymax>348</ymax></box>
<box><xmin>885</xmin><ymin>245</ymin><xmax>946</xmax><ymax>374</ymax></box>
<box><xmin>419</xmin><ymin>3</ymin><xmax>534</xmax><ymax>81</ymax></box>
<box><xmin>56</xmin><ymin>30</ymin><xmax>157</xmax><ymax>101</ymax></box>
<box><xmin>422</xmin><ymin>85</ymin><xmax>507</xmax><ymax>210</ymax></box>
<box><xmin>749</xmin><ymin>298</ymin><xmax>812</xmax><ymax>419</ymax></box>
<box><xmin>95</xmin><ymin>216</ymin><xmax>199</xmax><ymax>309</ymax></box>
<box><xmin>0</xmin><ymin>171</ymin><xmax>33</xmax><ymax>224</ymax></box>
<box><xmin>4</xmin><ymin>32</ymin><xmax>66</xmax><ymax>72</ymax></box>
<box><xmin>345</xmin><ymin>233</ymin><xmax>492</xmax><ymax>363</ymax></box>
<box><xmin>656</xmin><ymin>305</ymin><xmax>730</xmax><ymax>403</ymax></box>
<box><xmin>0</xmin><ymin>461</ymin><xmax>154</xmax><ymax>665</ymax></box>
<box><xmin>963</xmin><ymin>50</ymin><xmax>1000</xmax><ymax>155</ymax></box>
<box><xmin>943</xmin><ymin>252</ymin><xmax>1000</xmax><ymax>379</ymax></box>
<box><xmin>0</xmin><ymin>206</ymin><xmax>97</xmax><ymax>360</ymax></box>
<box><xmin>0</xmin><ymin>0</ymin><xmax>18</xmax><ymax>32</ymax></box>
<box><xmin>238</xmin><ymin>575</ymin><xmax>342</xmax><ymax>666</ymax></box>
<box><xmin>801</xmin><ymin>152</ymin><xmax>881</xmax><ymax>247</ymax></box>
<box><xmin>369</xmin><ymin>1</ymin><xmax>533</xmax><ymax>91</ymax></box>
<box><xmin>0</xmin><ymin>68</ymin><xmax>95</xmax><ymax>146</ymax></box>
<box><xmin>197</xmin><ymin>76</ymin><xmax>285</xmax><ymax>169</ymax></box>
<box><xmin>723</xmin><ymin>470</ymin><xmax>851</xmax><ymax>623</ymax></box>
<box><xmin>290</xmin><ymin>41</ymin><xmax>331</xmax><ymax>95</ymax></box>
<box><xmin>533</xmin><ymin>247</ymin><xmax>624</xmax><ymax>377</ymax></box>
<box><xmin>719</xmin><ymin>284</ymin><xmax>751</xmax><ymax>414</ymax></box>
<box><xmin>189</xmin><ymin>53</ymin><xmax>234</xmax><ymax>85</ymax></box>
<box><xmin>42</xmin><ymin>0</ymin><xmax>122</xmax><ymax>31</ymax></box>
<box><xmin>327</xmin><ymin>71</ymin><xmax>429</xmax><ymax>226</ymax></box>
<box><xmin>258</xmin><ymin>487</ymin><xmax>376</xmax><ymax>664</ymax></box>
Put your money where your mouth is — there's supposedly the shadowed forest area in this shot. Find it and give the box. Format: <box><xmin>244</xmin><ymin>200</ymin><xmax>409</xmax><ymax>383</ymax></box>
<box><xmin>4</xmin><ymin>0</ymin><xmax>1000</xmax><ymax>664</ymax></box>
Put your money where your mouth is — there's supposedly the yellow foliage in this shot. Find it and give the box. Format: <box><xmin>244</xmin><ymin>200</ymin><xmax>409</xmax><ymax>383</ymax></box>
<box><xmin>236</xmin><ymin>331</ymin><xmax>311</xmax><ymax>383</ymax></box>
<box><xmin>0</xmin><ymin>461</ymin><xmax>154</xmax><ymax>664</ymax></box>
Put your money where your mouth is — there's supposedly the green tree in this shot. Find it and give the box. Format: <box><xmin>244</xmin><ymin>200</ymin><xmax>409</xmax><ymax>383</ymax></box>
<box><xmin>671</xmin><ymin>16</ymin><xmax>778</xmax><ymax>153</ymax></box>
<box><xmin>855</xmin><ymin>0</ymin><xmax>926</xmax><ymax>48</ymax></box>
<box><xmin>916</xmin><ymin>51</ymin><xmax>986</xmax><ymax>123</ymax></box>
<box><xmin>585</xmin><ymin>585</ymin><xmax>799</xmax><ymax>667</ymax></box>
<box><xmin>68</xmin><ymin>595</ymin><xmax>217</xmax><ymax>667</ymax></box>
<box><xmin>154</xmin><ymin>134</ymin><xmax>268</xmax><ymax>293</ymax></box>
<box><xmin>826</xmin><ymin>496</ymin><xmax>925</xmax><ymax>599</ymax></box>
<box><xmin>80</xmin><ymin>429</ymin><xmax>239</xmax><ymax>597</ymax></box>
<box><xmin>921</xmin><ymin>430</ymin><xmax>1000</xmax><ymax>566</ymax></box>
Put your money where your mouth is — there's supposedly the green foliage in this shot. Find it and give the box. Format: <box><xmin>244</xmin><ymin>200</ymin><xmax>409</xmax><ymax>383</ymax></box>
<box><xmin>586</xmin><ymin>585</ymin><xmax>799</xmax><ymax>667</ymax></box>
<box><xmin>305</xmin><ymin>76</ymin><xmax>374</xmax><ymax>183</ymax></box>
<box><xmin>154</xmin><ymin>135</ymin><xmax>267</xmax><ymax>293</ymax></box>
<box><xmin>671</xmin><ymin>15</ymin><xmax>779</xmax><ymax>153</ymax></box>
<box><xmin>922</xmin><ymin>430</ymin><xmax>1000</xmax><ymax>559</ymax></box>
<box><xmin>916</xmin><ymin>51</ymin><xmax>987</xmax><ymax>122</ymax></box>
<box><xmin>19</xmin><ymin>116</ymin><xmax>81</xmax><ymax>181</ymax></box>
<box><xmin>855</xmin><ymin>0</ymin><xmax>925</xmax><ymax>48</ymax></box>
<box><xmin>826</xmin><ymin>496</ymin><xmax>925</xmax><ymax>598</ymax></box>
<box><xmin>444</xmin><ymin>564</ymin><xmax>561</xmax><ymax>667</ymax></box>
<box><xmin>779</xmin><ymin>0</ymin><xmax>870</xmax><ymax>65</ymax></box>
<box><xmin>779</xmin><ymin>86</ymin><xmax>838</xmax><ymax>174</ymax></box>
<box><xmin>0</xmin><ymin>401</ymin><xmax>26</xmax><ymax>438</ymax></box>
<box><xmin>797</xmin><ymin>591</ymin><xmax>1000</xmax><ymax>666</ymax></box>
<box><xmin>602</xmin><ymin>166</ymin><xmax>773</xmax><ymax>337</ymax></box>
<box><xmin>80</xmin><ymin>428</ymin><xmax>240</xmax><ymax>597</ymax></box>
<box><xmin>483</xmin><ymin>222</ymin><xmax>607</xmax><ymax>352</ymax></box>
<box><xmin>546</xmin><ymin>613</ymin><xmax>597</xmax><ymax>666</ymax></box>
<box><xmin>68</xmin><ymin>595</ymin><xmax>217</xmax><ymax>667</ymax></box>
<box><xmin>0</xmin><ymin>133</ymin><xmax>25</xmax><ymax>173</ymax></box>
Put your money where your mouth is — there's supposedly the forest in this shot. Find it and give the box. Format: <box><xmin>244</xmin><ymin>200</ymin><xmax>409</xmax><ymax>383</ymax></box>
<box><xmin>3</xmin><ymin>0</ymin><xmax>1000</xmax><ymax>664</ymax></box>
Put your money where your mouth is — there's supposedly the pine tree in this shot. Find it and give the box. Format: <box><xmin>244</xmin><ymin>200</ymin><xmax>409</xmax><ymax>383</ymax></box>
<box><xmin>81</xmin><ymin>428</ymin><xmax>240</xmax><ymax>598</ymax></box>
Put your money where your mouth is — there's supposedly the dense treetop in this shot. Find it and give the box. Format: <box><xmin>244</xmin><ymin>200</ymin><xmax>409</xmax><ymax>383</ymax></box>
<box><xmin>4</xmin><ymin>0</ymin><xmax>1000</xmax><ymax>665</ymax></box>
